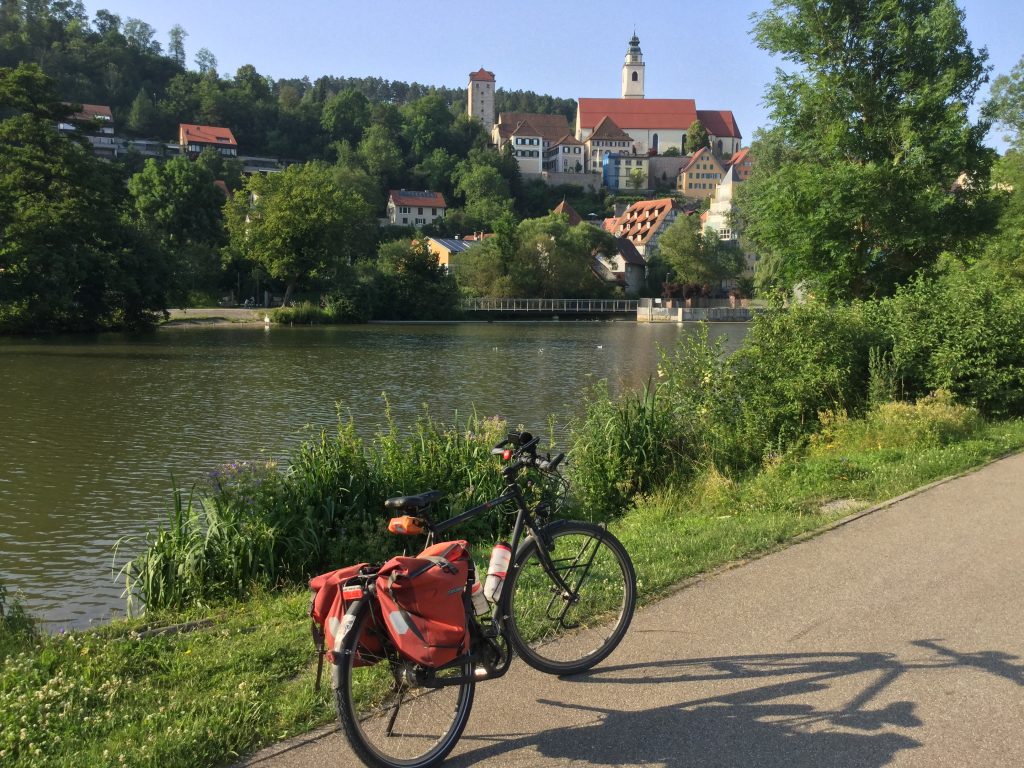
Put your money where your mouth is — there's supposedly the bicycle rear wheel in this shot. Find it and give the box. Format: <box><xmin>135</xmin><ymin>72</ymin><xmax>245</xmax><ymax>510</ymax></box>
<box><xmin>505</xmin><ymin>520</ymin><xmax>636</xmax><ymax>675</ymax></box>
<box><xmin>335</xmin><ymin>599</ymin><xmax>475</xmax><ymax>768</ymax></box>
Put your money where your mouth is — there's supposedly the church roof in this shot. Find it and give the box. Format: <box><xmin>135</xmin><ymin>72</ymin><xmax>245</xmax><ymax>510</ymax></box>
<box><xmin>468</xmin><ymin>68</ymin><xmax>495</xmax><ymax>82</ymax></box>
<box><xmin>696</xmin><ymin>110</ymin><xmax>742</xmax><ymax>140</ymax></box>
<box><xmin>577</xmin><ymin>99</ymin><xmax>741</xmax><ymax>139</ymax></box>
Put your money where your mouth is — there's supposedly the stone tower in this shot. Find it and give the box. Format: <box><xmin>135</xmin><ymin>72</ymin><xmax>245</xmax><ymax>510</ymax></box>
<box><xmin>621</xmin><ymin>33</ymin><xmax>645</xmax><ymax>100</ymax></box>
<box><xmin>468</xmin><ymin>68</ymin><xmax>496</xmax><ymax>134</ymax></box>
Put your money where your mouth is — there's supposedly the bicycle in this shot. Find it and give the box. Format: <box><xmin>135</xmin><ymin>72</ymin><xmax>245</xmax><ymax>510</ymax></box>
<box><xmin>330</xmin><ymin>430</ymin><xmax>637</xmax><ymax>768</ymax></box>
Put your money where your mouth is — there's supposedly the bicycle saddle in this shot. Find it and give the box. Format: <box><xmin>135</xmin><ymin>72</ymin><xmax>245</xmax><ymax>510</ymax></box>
<box><xmin>384</xmin><ymin>490</ymin><xmax>443</xmax><ymax>512</ymax></box>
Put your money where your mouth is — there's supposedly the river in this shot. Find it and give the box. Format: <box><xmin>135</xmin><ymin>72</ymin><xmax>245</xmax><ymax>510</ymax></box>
<box><xmin>0</xmin><ymin>321</ymin><xmax>747</xmax><ymax>627</ymax></box>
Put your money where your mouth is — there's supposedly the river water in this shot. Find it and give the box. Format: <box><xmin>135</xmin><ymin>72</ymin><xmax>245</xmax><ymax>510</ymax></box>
<box><xmin>0</xmin><ymin>321</ymin><xmax>747</xmax><ymax>627</ymax></box>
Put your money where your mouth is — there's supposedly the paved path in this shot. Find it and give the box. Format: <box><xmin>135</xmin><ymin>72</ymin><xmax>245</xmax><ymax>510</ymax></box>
<box><xmin>239</xmin><ymin>453</ymin><xmax>1024</xmax><ymax>767</ymax></box>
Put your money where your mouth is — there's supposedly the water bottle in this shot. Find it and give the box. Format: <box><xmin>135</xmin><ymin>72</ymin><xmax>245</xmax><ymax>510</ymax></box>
<box><xmin>483</xmin><ymin>542</ymin><xmax>512</xmax><ymax>603</ymax></box>
<box><xmin>469</xmin><ymin>581</ymin><xmax>489</xmax><ymax>616</ymax></box>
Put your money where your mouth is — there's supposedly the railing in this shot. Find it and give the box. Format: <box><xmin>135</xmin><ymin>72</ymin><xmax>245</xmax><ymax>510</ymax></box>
<box><xmin>463</xmin><ymin>298</ymin><xmax>639</xmax><ymax>314</ymax></box>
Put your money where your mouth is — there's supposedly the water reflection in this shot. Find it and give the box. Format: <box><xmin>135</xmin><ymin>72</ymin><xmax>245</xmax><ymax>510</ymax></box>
<box><xmin>0</xmin><ymin>321</ymin><xmax>746</xmax><ymax>626</ymax></box>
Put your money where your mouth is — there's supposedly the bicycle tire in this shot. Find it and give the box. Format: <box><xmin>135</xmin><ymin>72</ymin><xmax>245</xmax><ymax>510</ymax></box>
<box><xmin>504</xmin><ymin>520</ymin><xmax>636</xmax><ymax>675</ymax></box>
<box><xmin>335</xmin><ymin>598</ymin><xmax>475</xmax><ymax>768</ymax></box>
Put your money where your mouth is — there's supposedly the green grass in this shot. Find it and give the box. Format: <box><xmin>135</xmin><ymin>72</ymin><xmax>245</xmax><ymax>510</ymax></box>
<box><xmin>4</xmin><ymin>409</ymin><xmax>1024</xmax><ymax>767</ymax></box>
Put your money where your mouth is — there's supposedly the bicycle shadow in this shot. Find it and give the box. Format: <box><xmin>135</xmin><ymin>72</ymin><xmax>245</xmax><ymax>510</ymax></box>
<box><xmin>449</xmin><ymin>640</ymin><xmax>1022</xmax><ymax>767</ymax></box>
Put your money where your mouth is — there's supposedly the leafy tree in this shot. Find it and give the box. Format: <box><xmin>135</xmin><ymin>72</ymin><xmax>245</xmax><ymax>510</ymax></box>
<box><xmin>127</xmin><ymin>157</ymin><xmax>226</xmax><ymax>296</ymax></box>
<box><xmin>453</xmin><ymin>162</ymin><xmax>513</xmax><ymax>230</ymax></box>
<box><xmin>357</xmin><ymin>123</ymin><xmax>404</xmax><ymax>186</ymax></box>
<box><xmin>194</xmin><ymin>46</ymin><xmax>216</xmax><ymax>75</ymax></box>
<box><xmin>0</xmin><ymin>64</ymin><xmax>169</xmax><ymax>331</ymax></box>
<box><xmin>627</xmin><ymin>167</ymin><xmax>646</xmax><ymax>191</ymax></box>
<box><xmin>685</xmin><ymin>119</ymin><xmax>709</xmax><ymax>154</ymax></box>
<box><xmin>123</xmin><ymin>17</ymin><xmax>159</xmax><ymax>54</ymax></box>
<box><xmin>662</xmin><ymin>146</ymin><xmax>681</xmax><ymax>157</ymax></box>
<box><xmin>459</xmin><ymin>213</ymin><xmax>613</xmax><ymax>298</ymax></box>
<box><xmin>126</xmin><ymin>86</ymin><xmax>159</xmax><ymax>134</ymax></box>
<box><xmin>371</xmin><ymin>238</ymin><xmax>460</xmax><ymax>319</ymax></box>
<box><xmin>985</xmin><ymin>55</ymin><xmax>1024</xmax><ymax>149</ymax></box>
<box><xmin>167</xmin><ymin>24</ymin><xmax>187</xmax><ymax>67</ymax></box>
<box><xmin>401</xmin><ymin>92</ymin><xmax>453</xmax><ymax>159</ymax></box>
<box><xmin>321</xmin><ymin>88</ymin><xmax>370</xmax><ymax>144</ymax></box>
<box><xmin>223</xmin><ymin>162</ymin><xmax>377</xmax><ymax>306</ymax></box>
<box><xmin>737</xmin><ymin>0</ymin><xmax>994</xmax><ymax>301</ymax></box>
<box><xmin>658</xmin><ymin>213</ymin><xmax>744</xmax><ymax>287</ymax></box>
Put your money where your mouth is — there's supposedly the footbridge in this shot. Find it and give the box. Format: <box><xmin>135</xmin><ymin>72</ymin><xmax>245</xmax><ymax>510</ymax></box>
<box><xmin>462</xmin><ymin>298</ymin><xmax>638</xmax><ymax>318</ymax></box>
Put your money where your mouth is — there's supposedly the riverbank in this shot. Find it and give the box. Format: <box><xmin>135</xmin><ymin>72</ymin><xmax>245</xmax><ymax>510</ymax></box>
<box><xmin>162</xmin><ymin>308</ymin><xmax>268</xmax><ymax>325</ymax></box>
<box><xmin>4</xmin><ymin>411</ymin><xmax>1024</xmax><ymax>767</ymax></box>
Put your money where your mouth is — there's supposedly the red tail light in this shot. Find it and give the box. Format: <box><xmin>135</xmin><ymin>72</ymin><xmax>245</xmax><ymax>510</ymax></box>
<box><xmin>502</xmin><ymin>449</ymin><xmax>512</xmax><ymax>461</ymax></box>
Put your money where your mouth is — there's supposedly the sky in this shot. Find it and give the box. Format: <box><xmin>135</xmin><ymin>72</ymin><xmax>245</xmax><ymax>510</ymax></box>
<box><xmin>80</xmin><ymin>0</ymin><xmax>1022</xmax><ymax>148</ymax></box>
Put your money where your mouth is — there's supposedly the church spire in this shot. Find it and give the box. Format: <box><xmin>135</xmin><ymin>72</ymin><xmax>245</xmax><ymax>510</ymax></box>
<box><xmin>621</xmin><ymin>33</ymin><xmax>645</xmax><ymax>99</ymax></box>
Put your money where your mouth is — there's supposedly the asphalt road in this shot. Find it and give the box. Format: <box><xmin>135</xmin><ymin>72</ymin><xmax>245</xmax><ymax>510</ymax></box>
<box><xmin>238</xmin><ymin>453</ymin><xmax>1024</xmax><ymax>767</ymax></box>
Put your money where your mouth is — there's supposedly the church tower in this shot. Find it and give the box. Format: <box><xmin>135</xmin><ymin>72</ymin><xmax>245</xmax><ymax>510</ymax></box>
<box><xmin>621</xmin><ymin>33</ymin><xmax>645</xmax><ymax>99</ymax></box>
<box><xmin>468</xmin><ymin>68</ymin><xmax>496</xmax><ymax>134</ymax></box>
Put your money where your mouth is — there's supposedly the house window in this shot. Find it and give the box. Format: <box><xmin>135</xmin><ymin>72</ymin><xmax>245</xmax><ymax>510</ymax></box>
<box><xmin>402</xmin><ymin>217</ymin><xmax>408</xmax><ymax>224</ymax></box>
<box><xmin>432</xmin><ymin>208</ymin><xmax>437</xmax><ymax>215</ymax></box>
<box><xmin>418</xmin><ymin>207</ymin><xmax>423</xmax><ymax>215</ymax></box>
<box><xmin>631</xmin><ymin>71</ymin><xmax>638</xmax><ymax>82</ymax></box>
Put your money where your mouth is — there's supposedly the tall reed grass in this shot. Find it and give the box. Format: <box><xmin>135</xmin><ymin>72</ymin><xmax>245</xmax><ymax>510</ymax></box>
<box><xmin>123</xmin><ymin>412</ymin><xmax>511</xmax><ymax>612</ymax></box>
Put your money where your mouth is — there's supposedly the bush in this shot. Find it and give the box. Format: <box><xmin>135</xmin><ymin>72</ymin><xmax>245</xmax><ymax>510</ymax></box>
<box><xmin>0</xmin><ymin>582</ymin><xmax>36</xmax><ymax>659</ymax></box>
<box><xmin>568</xmin><ymin>381</ymin><xmax>684</xmax><ymax>521</ymax></box>
<box><xmin>873</xmin><ymin>270</ymin><xmax>1024</xmax><ymax>417</ymax></box>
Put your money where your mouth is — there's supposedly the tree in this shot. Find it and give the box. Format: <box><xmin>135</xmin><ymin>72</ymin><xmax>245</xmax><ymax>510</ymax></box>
<box><xmin>401</xmin><ymin>92</ymin><xmax>453</xmax><ymax>159</ymax></box>
<box><xmin>627</xmin><ymin>167</ymin><xmax>647</xmax><ymax>191</ymax></box>
<box><xmin>357</xmin><ymin>123</ymin><xmax>403</xmax><ymax>186</ymax></box>
<box><xmin>321</xmin><ymin>88</ymin><xmax>370</xmax><ymax>144</ymax></box>
<box><xmin>657</xmin><ymin>213</ymin><xmax>744</xmax><ymax>287</ymax></box>
<box><xmin>126</xmin><ymin>87</ymin><xmax>159</xmax><ymax>134</ymax></box>
<box><xmin>168</xmin><ymin>24</ymin><xmax>187</xmax><ymax>67</ymax></box>
<box><xmin>1</xmin><ymin>64</ymin><xmax>169</xmax><ymax>331</ymax></box>
<box><xmin>123</xmin><ymin>17</ymin><xmax>160</xmax><ymax>54</ymax></box>
<box><xmin>737</xmin><ymin>0</ymin><xmax>994</xmax><ymax>300</ymax></box>
<box><xmin>453</xmin><ymin>162</ymin><xmax>513</xmax><ymax>230</ymax></box>
<box><xmin>223</xmin><ymin>162</ymin><xmax>377</xmax><ymax>306</ymax></box>
<box><xmin>685</xmin><ymin>120</ymin><xmax>709</xmax><ymax>154</ymax></box>
<box><xmin>986</xmin><ymin>54</ymin><xmax>1024</xmax><ymax>149</ymax></box>
<box><xmin>127</xmin><ymin>157</ymin><xmax>226</xmax><ymax>297</ymax></box>
<box><xmin>194</xmin><ymin>46</ymin><xmax>217</xmax><ymax>75</ymax></box>
<box><xmin>372</xmin><ymin>238</ymin><xmax>460</xmax><ymax>319</ymax></box>
<box><xmin>459</xmin><ymin>213</ymin><xmax>613</xmax><ymax>298</ymax></box>
<box><xmin>662</xmin><ymin>146</ymin><xmax>681</xmax><ymax>157</ymax></box>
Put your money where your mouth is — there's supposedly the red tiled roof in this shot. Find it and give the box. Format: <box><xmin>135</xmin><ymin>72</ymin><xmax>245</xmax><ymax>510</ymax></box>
<box><xmin>602</xmin><ymin>217</ymin><xmax>619</xmax><ymax>233</ymax></box>
<box><xmin>551</xmin><ymin>133</ymin><xmax>583</xmax><ymax>147</ymax></box>
<box><xmin>697</xmin><ymin>110</ymin><xmax>742</xmax><ymax>140</ymax></box>
<box><xmin>613</xmin><ymin>198</ymin><xmax>682</xmax><ymax>245</ymax></box>
<box><xmin>577</xmin><ymin>99</ymin><xmax>742</xmax><ymax>139</ymax></box>
<box><xmin>585</xmin><ymin>116</ymin><xmax>633</xmax><ymax>143</ymax></box>
<box><xmin>552</xmin><ymin>199</ymin><xmax>583</xmax><ymax>226</ymax></box>
<box><xmin>179</xmin><ymin>123</ymin><xmax>237</xmax><ymax>147</ymax></box>
<box><xmin>579</xmin><ymin>98</ymin><xmax>697</xmax><ymax>132</ymax></box>
<box><xmin>69</xmin><ymin>103</ymin><xmax>113</xmax><ymax>122</ymax></box>
<box><xmin>388</xmin><ymin>190</ymin><xmax>447</xmax><ymax>208</ymax></box>
<box><xmin>727</xmin><ymin>147</ymin><xmax>752</xmax><ymax>167</ymax></box>
<box><xmin>469</xmin><ymin>68</ymin><xmax>495</xmax><ymax>82</ymax></box>
<box><xmin>495</xmin><ymin>112</ymin><xmax>571</xmax><ymax>143</ymax></box>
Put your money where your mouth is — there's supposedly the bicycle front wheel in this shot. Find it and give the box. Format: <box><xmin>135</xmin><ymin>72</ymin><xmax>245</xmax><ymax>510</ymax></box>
<box><xmin>505</xmin><ymin>520</ymin><xmax>636</xmax><ymax>675</ymax></box>
<box><xmin>335</xmin><ymin>599</ymin><xmax>475</xmax><ymax>768</ymax></box>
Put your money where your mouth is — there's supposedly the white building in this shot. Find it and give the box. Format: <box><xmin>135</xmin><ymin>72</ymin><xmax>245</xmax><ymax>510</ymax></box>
<box><xmin>386</xmin><ymin>190</ymin><xmax>447</xmax><ymax>227</ymax></box>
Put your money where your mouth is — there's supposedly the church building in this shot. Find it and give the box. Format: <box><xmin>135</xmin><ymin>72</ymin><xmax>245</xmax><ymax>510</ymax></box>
<box><xmin>576</xmin><ymin>35</ymin><xmax>742</xmax><ymax>161</ymax></box>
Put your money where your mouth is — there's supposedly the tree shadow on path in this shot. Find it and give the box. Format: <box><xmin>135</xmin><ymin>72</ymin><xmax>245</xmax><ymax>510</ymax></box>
<box><xmin>451</xmin><ymin>640</ymin><xmax>1021</xmax><ymax>767</ymax></box>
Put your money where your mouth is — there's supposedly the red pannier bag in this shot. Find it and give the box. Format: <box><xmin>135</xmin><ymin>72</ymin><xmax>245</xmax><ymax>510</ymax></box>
<box><xmin>309</xmin><ymin>563</ymin><xmax>385</xmax><ymax>676</ymax></box>
<box><xmin>376</xmin><ymin>540</ymin><xmax>471</xmax><ymax>668</ymax></box>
